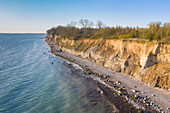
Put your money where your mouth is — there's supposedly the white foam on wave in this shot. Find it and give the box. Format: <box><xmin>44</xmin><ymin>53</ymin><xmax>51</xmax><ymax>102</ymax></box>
<box><xmin>71</xmin><ymin>62</ymin><xmax>83</xmax><ymax>71</ymax></box>
<box><xmin>61</xmin><ymin>59</ymin><xmax>83</xmax><ymax>71</ymax></box>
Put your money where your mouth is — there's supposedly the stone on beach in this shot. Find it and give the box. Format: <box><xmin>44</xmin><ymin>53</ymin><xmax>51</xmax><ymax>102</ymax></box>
<box><xmin>119</xmin><ymin>88</ymin><xmax>122</xmax><ymax>91</ymax></box>
<box><xmin>118</xmin><ymin>93</ymin><xmax>122</xmax><ymax>96</ymax></box>
<box><xmin>134</xmin><ymin>95</ymin><xmax>138</xmax><ymax>99</ymax></box>
<box><xmin>132</xmin><ymin>89</ymin><xmax>136</xmax><ymax>93</ymax></box>
<box><xmin>116</xmin><ymin>81</ymin><xmax>121</xmax><ymax>84</ymax></box>
<box><xmin>120</xmin><ymin>86</ymin><xmax>125</xmax><ymax>88</ymax></box>
<box><xmin>151</xmin><ymin>94</ymin><xmax>155</xmax><ymax>96</ymax></box>
<box><xmin>99</xmin><ymin>90</ymin><xmax>104</xmax><ymax>94</ymax></box>
<box><xmin>106</xmin><ymin>75</ymin><xmax>110</xmax><ymax>78</ymax></box>
<box><xmin>95</xmin><ymin>73</ymin><xmax>99</xmax><ymax>76</ymax></box>
<box><xmin>100</xmin><ymin>75</ymin><xmax>106</xmax><ymax>79</ymax></box>
<box><xmin>136</xmin><ymin>92</ymin><xmax>140</xmax><ymax>95</ymax></box>
<box><xmin>150</xmin><ymin>102</ymin><xmax>153</xmax><ymax>106</ymax></box>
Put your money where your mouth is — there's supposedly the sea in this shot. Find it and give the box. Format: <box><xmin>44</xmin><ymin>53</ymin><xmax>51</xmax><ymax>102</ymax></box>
<box><xmin>0</xmin><ymin>34</ymin><xmax>113</xmax><ymax>113</ymax></box>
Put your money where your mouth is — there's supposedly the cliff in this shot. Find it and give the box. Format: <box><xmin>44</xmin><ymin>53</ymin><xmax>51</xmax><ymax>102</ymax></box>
<box><xmin>47</xmin><ymin>35</ymin><xmax>170</xmax><ymax>90</ymax></box>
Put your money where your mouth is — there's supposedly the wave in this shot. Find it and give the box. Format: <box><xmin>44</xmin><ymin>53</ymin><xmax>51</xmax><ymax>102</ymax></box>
<box><xmin>0</xmin><ymin>60</ymin><xmax>37</xmax><ymax>74</ymax></box>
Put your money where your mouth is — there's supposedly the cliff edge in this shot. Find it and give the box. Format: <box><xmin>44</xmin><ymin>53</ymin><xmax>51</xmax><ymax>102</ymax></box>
<box><xmin>46</xmin><ymin>35</ymin><xmax>170</xmax><ymax>90</ymax></box>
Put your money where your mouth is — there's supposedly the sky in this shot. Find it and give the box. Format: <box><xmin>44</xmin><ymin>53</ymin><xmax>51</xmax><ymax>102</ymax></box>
<box><xmin>0</xmin><ymin>0</ymin><xmax>169</xmax><ymax>33</ymax></box>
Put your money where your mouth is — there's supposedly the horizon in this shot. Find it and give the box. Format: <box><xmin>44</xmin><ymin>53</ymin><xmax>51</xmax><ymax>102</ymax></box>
<box><xmin>0</xmin><ymin>32</ymin><xmax>46</xmax><ymax>34</ymax></box>
<box><xmin>0</xmin><ymin>0</ymin><xmax>170</xmax><ymax>33</ymax></box>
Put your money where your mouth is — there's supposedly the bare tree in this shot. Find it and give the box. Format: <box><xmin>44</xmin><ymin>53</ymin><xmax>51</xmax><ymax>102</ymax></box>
<box><xmin>164</xmin><ymin>22</ymin><xmax>170</xmax><ymax>27</ymax></box>
<box><xmin>96</xmin><ymin>20</ymin><xmax>105</xmax><ymax>29</ymax></box>
<box><xmin>67</xmin><ymin>21</ymin><xmax>77</xmax><ymax>27</ymax></box>
<box><xmin>78</xmin><ymin>19</ymin><xmax>94</xmax><ymax>28</ymax></box>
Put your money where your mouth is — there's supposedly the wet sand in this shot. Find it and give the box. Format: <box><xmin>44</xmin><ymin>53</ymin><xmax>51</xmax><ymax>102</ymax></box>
<box><xmin>45</xmin><ymin>39</ymin><xmax>167</xmax><ymax>113</ymax></box>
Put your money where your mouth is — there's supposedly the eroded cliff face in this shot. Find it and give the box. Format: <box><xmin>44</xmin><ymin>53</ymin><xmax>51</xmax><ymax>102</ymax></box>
<box><xmin>47</xmin><ymin>35</ymin><xmax>170</xmax><ymax>90</ymax></box>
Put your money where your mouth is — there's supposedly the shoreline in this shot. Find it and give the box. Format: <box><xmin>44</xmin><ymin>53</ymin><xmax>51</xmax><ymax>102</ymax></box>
<box><xmin>45</xmin><ymin>39</ymin><xmax>169</xmax><ymax>113</ymax></box>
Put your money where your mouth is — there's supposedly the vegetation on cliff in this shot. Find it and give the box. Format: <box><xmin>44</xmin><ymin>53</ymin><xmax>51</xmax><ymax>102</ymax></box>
<box><xmin>46</xmin><ymin>19</ymin><xmax>170</xmax><ymax>90</ymax></box>
<box><xmin>47</xmin><ymin>19</ymin><xmax>170</xmax><ymax>43</ymax></box>
<box><xmin>46</xmin><ymin>36</ymin><xmax>170</xmax><ymax>90</ymax></box>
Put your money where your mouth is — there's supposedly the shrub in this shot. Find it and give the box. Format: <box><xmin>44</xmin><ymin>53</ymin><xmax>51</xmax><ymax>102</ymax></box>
<box><xmin>146</xmin><ymin>33</ymin><xmax>153</xmax><ymax>40</ymax></box>
<box><xmin>127</xmin><ymin>31</ymin><xmax>136</xmax><ymax>38</ymax></box>
<box><xmin>153</xmin><ymin>34</ymin><xmax>160</xmax><ymax>40</ymax></box>
<box><xmin>118</xmin><ymin>34</ymin><xmax>127</xmax><ymax>39</ymax></box>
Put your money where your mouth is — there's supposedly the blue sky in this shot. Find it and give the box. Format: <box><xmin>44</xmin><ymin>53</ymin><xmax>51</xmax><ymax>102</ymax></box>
<box><xmin>0</xmin><ymin>0</ymin><xmax>169</xmax><ymax>33</ymax></box>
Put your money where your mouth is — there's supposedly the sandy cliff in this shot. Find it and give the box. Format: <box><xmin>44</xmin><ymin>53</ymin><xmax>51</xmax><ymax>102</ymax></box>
<box><xmin>47</xmin><ymin>35</ymin><xmax>170</xmax><ymax>90</ymax></box>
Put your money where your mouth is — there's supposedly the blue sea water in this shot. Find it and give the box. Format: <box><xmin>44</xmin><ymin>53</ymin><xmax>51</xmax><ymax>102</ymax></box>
<box><xmin>0</xmin><ymin>34</ymin><xmax>112</xmax><ymax>113</ymax></box>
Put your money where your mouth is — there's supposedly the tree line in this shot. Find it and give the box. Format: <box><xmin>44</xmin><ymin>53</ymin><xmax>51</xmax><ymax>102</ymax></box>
<box><xmin>47</xmin><ymin>19</ymin><xmax>170</xmax><ymax>43</ymax></box>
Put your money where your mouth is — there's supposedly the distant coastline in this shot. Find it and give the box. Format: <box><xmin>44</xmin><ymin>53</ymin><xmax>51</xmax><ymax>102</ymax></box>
<box><xmin>0</xmin><ymin>33</ymin><xmax>46</xmax><ymax>34</ymax></box>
